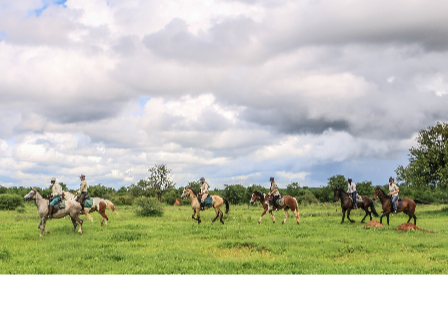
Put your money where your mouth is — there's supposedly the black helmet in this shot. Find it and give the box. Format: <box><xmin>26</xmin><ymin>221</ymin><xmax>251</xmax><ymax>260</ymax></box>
<box><xmin>348</xmin><ymin>178</ymin><xmax>352</xmax><ymax>182</ymax></box>
<box><xmin>270</xmin><ymin>177</ymin><xmax>275</xmax><ymax>181</ymax></box>
<box><xmin>389</xmin><ymin>177</ymin><xmax>394</xmax><ymax>182</ymax></box>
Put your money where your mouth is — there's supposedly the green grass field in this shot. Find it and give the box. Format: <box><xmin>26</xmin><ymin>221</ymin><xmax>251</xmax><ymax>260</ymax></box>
<box><xmin>1</xmin><ymin>201</ymin><xmax>448</xmax><ymax>274</ymax></box>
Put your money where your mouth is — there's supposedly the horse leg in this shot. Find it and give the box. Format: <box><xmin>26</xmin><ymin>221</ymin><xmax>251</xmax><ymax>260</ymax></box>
<box><xmin>294</xmin><ymin>209</ymin><xmax>300</xmax><ymax>225</ymax></box>
<box><xmin>258</xmin><ymin>209</ymin><xmax>268</xmax><ymax>224</ymax></box>
<box><xmin>282</xmin><ymin>210</ymin><xmax>289</xmax><ymax>225</ymax></box>
<box><xmin>347</xmin><ymin>209</ymin><xmax>355</xmax><ymax>223</ymax></box>
<box><xmin>341</xmin><ymin>209</ymin><xmax>346</xmax><ymax>224</ymax></box>
<box><xmin>40</xmin><ymin>218</ymin><xmax>47</xmax><ymax>237</ymax></box>
<box><xmin>211</xmin><ymin>208</ymin><xmax>219</xmax><ymax>225</ymax></box>
<box><xmin>413</xmin><ymin>214</ymin><xmax>417</xmax><ymax>225</ymax></box>
<box><xmin>192</xmin><ymin>209</ymin><xmax>197</xmax><ymax>220</ymax></box>
<box><xmin>219</xmin><ymin>209</ymin><xmax>224</xmax><ymax>225</ymax></box>
<box><xmin>269</xmin><ymin>211</ymin><xmax>275</xmax><ymax>223</ymax></box>
<box><xmin>70</xmin><ymin>216</ymin><xmax>77</xmax><ymax>232</ymax></box>
<box><xmin>361</xmin><ymin>210</ymin><xmax>368</xmax><ymax>223</ymax></box>
<box><xmin>99</xmin><ymin>203</ymin><xmax>108</xmax><ymax>226</ymax></box>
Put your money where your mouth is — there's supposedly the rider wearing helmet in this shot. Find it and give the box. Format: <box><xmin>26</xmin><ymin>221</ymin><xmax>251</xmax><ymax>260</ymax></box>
<box><xmin>388</xmin><ymin>177</ymin><xmax>399</xmax><ymax>213</ymax></box>
<box><xmin>198</xmin><ymin>177</ymin><xmax>209</xmax><ymax>210</ymax></box>
<box><xmin>268</xmin><ymin>177</ymin><xmax>280</xmax><ymax>211</ymax></box>
<box><xmin>347</xmin><ymin>177</ymin><xmax>357</xmax><ymax>209</ymax></box>
<box><xmin>75</xmin><ymin>174</ymin><xmax>88</xmax><ymax>214</ymax></box>
<box><xmin>48</xmin><ymin>177</ymin><xmax>62</xmax><ymax>219</ymax></box>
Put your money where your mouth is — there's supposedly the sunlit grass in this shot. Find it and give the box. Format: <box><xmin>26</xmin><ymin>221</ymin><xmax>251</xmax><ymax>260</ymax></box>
<box><xmin>1</xmin><ymin>201</ymin><xmax>447</xmax><ymax>274</ymax></box>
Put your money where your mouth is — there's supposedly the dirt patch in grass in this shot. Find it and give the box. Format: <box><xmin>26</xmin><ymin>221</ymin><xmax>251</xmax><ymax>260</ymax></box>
<box><xmin>396</xmin><ymin>223</ymin><xmax>435</xmax><ymax>233</ymax></box>
<box><xmin>365</xmin><ymin>220</ymin><xmax>383</xmax><ymax>228</ymax></box>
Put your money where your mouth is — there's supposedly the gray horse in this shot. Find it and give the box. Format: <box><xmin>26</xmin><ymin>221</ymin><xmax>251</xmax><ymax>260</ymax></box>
<box><xmin>23</xmin><ymin>189</ymin><xmax>84</xmax><ymax>237</ymax></box>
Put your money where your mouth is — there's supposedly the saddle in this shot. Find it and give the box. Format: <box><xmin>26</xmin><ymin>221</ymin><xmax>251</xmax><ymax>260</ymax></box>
<box><xmin>48</xmin><ymin>199</ymin><xmax>66</xmax><ymax>215</ymax></box>
<box><xmin>269</xmin><ymin>194</ymin><xmax>284</xmax><ymax>207</ymax></box>
<box><xmin>395</xmin><ymin>197</ymin><xmax>403</xmax><ymax>210</ymax></box>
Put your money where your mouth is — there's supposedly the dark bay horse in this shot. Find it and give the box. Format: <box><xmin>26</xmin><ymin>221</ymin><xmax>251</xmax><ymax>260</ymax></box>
<box><xmin>373</xmin><ymin>187</ymin><xmax>416</xmax><ymax>225</ymax></box>
<box><xmin>334</xmin><ymin>188</ymin><xmax>379</xmax><ymax>224</ymax></box>
<box><xmin>250</xmin><ymin>190</ymin><xmax>300</xmax><ymax>225</ymax></box>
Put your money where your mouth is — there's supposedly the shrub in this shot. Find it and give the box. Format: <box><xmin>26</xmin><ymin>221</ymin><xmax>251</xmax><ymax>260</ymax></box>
<box><xmin>110</xmin><ymin>194</ymin><xmax>134</xmax><ymax>205</ymax></box>
<box><xmin>134</xmin><ymin>197</ymin><xmax>164</xmax><ymax>217</ymax></box>
<box><xmin>0</xmin><ymin>194</ymin><xmax>24</xmax><ymax>210</ymax></box>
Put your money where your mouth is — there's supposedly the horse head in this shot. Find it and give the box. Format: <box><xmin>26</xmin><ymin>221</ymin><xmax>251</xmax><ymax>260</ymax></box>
<box><xmin>250</xmin><ymin>190</ymin><xmax>259</xmax><ymax>204</ymax></box>
<box><xmin>23</xmin><ymin>188</ymin><xmax>37</xmax><ymax>201</ymax></box>
<box><xmin>333</xmin><ymin>188</ymin><xmax>340</xmax><ymax>202</ymax></box>
<box><xmin>373</xmin><ymin>187</ymin><xmax>385</xmax><ymax>200</ymax></box>
<box><xmin>181</xmin><ymin>187</ymin><xmax>196</xmax><ymax>199</ymax></box>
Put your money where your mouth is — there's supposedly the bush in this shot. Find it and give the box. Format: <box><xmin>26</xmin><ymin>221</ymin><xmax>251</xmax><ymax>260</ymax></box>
<box><xmin>134</xmin><ymin>197</ymin><xmax>164</xmax><ymax>217</ymax></box>
<box><xmin>0</xmin><ymin>194</ymin><xmax>24</xmax><ymax>210</ymax></box>
<box><xmin>110</xmin><ymin>194</ymin><xmax>134</xmax><ymax>205</ymax></box>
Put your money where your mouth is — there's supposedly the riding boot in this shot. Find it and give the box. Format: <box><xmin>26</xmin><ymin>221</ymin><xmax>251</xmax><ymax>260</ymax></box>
<box><xmin>48</xmin><ymin>206</ymin><xmax>54</xmax><ymax>219</ymax></box>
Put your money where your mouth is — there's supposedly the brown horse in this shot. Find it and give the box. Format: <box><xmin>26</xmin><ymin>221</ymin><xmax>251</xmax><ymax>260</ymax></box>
<box><xmin>250</xmin><ymin>190</ymin><xmax>300</xmax><ymax>225</ymax></box>
<box><xmin>334</xmin><ymin>188</ymin><xmax>379</xmax><ymax>224</ymax></box>
<box><xmin>181</xmin><ymin>187</ymin><xmax>229</xmax><ymax>224</ymax></box>
<box><xmin>373</xmin><ymin>187</ymin><xmax>417</xmax><ymax>225</ymax></box>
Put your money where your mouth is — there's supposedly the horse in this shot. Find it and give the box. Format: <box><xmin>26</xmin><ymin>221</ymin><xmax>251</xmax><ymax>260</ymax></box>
<box><xmin>250</xmin><ymin>190</ymin><xmax>300</xmax><ymax>225</ymax></box>
<box><xmin>64</xmin><ymin>191</ymin><xmax>118</xmax><ymax>226</ymax></box>
<box><xmin>23</xmin><ymin>189</ymin><xmax>84</xmax><ymax>237</ymax></box>
<box><xmin>373</xmin><ymin>187</ymin><xmax>417</xmax><ymax>225</ymax></box>
<box><xmin>181</xmin><ymin>187</ymin><xmax>230</xmax><ymax>224</ymax></box>
<box><xmin>333</xmin><ymin>188</ymin><xmax>379</xmax><ymax>224</ymax></box>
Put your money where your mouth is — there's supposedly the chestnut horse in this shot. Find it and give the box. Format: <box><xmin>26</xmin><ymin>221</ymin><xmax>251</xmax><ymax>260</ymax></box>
<box><xmin>181</xmin><ymin>187</ymin><xmax>229</xmax><ymax>224</ymax></box>
<box><xmin>250</xmin><ymin>190</ymin><xmax>300</xmax><ymax>225</ymax></box>
<box><xmin>334</xmin><ymin>188</ymin><xmax>379</xmax><ymax>224</ymax></box>
<box><xmin>373</xmin><ymin>187</ymin><xmax>417</xmax><ymax>225</ymax></box>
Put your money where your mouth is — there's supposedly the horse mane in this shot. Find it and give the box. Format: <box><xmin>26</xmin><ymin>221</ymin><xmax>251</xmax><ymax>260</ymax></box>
<box><xmin>253</xmin><ymin>190</ymin><xmax>265</xmax><ymax>199</ymax></box>
<box><xmin>64</xmin><ymin>190</ymin><xmax>76</xmax><ymax>200</ymax></box>
<box><xmin>375</xmin><ymin>187</ymin><xmax>391</xmax><ymax>199</ymax></box>
<box><xmin>335</xmin><ymin>187</ymin><xmax>347</xmax><ymax>195</ymax></box>
<box><xmin>186</xmin><ymin>187</ymin><xmax>197</xmax><ymax>196</ymax></box>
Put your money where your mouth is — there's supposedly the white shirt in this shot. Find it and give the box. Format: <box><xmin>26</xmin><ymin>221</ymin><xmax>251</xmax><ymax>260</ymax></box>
<box><xmin>347</xmin><ymin>182</ymin><xmax>356</xmax><ymax>194</ymax></box>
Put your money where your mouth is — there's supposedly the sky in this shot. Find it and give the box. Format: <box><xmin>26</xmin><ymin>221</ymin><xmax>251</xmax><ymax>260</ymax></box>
<box><xmin>0</xmin><ymin>0</ymin><xmax>447</xmax><ymax>190</ymax></box>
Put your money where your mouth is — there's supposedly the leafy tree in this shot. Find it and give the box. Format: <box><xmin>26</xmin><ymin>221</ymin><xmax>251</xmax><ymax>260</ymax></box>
<box><xmin>356</xmin><ymin>181</ymin><xmax>374</xmax><ymax>197</ymax></box>
<box><xmin>147</xmin><ymin>164</ymin><xmax>175</xmax><ymax>202</ymax></box>
<box><xmin>396</xmin><ymin>122</ymin><xmax>448</xmax><ymax>188</ymax></box>
<box><xmin>187</xmin><ymin>180</ymin><xmax>202</xmax><ymax>194</ymax></box>
<box><xmin>327</xmin><ymin>175</ymin><xmax>347</xmax><ymax>189</ymax></box>
<box><xmin>286</xmin><ymin>182</ymin><xmax>301</xmax><ymax>197</ymax></box>
<box><xmin>223</xmin><ymin>184</ymin><xmax>246</xmax><ymax>204</ymax></box>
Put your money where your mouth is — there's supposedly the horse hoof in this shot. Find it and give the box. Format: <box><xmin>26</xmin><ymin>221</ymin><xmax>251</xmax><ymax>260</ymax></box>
<box><xmin>39</xmin><ymin>234</ymin><xmax>43</xmax><ymax>237</ymax></box>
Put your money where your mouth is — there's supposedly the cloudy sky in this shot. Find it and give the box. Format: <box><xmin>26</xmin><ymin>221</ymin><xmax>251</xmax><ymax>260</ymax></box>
<box><xmin>0</xmin><ymin>0</ymin><xmax>447</xmax><ymax>190</ymax></box>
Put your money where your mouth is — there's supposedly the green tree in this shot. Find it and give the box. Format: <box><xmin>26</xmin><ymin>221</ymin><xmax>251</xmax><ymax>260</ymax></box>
<box><xmin>286</xmin><ymin>182</ymin><xmax>301</xmax><ymax>197</ymax></box>
<box><xmin>396</xmin><ymin>122</ymin><xmax>448</xmax><ymax>188</ymax></box>
<box><xmin>327</xmin><ymin>175</ymin><xmax>347</xmax><ymax>189</ymax></box>
<box><xmin>147</xmin><ymin>164</ymin><xmax>175</xmax><ymax>202</ymax></box>
<box><xmin>356</xmin><ymin>181</ymin><xmax>374</xmax><ymax>197</ymax></box>
<box><xmin>223</xmin><ymin>184</ymin><xmax>246</xmax><ymax>204</ymax></box>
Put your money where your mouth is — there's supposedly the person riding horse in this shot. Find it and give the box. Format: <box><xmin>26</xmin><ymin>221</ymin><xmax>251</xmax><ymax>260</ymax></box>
<box><xmin>198</xmin><ymin>177</ymin><xmax>209</xmax><ymax>210</ymax></box>
<box><xmin>388</xmin><ymin>177</ymin><xmax>399</xmax><ymax>213</ymax></box>
<box><xmin>268</xmin><ymin>177</ymin><xmax>280</xmax><ymax>211</ymax></box>
<box><xmin>75</xmin><ymin>174</ymin><xmax>88</xmax><ymax>214</ymax></box>
<box><xmin>347</xmin><ymin>178</ymin><xmax>357</xmax><ymax>209</ymax></box>
<box><xmin>47</xmin><ymin>177</ymin><xmax>63</xmax><ymax>219</ymax></box>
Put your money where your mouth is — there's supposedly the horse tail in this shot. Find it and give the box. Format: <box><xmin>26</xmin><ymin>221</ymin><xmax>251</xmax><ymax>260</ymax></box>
<box><xmin>106</xmin><ymin>200</ymin><xmax>119</xmax><ymax>215</ymax></box>
<box><xmin>370</xmin><ymin>202</ymin><xmax>379</xmax><ymax>217</ymax></box>
<box><xmin>294</xmin><ymin>197</ymin><xmax>299</xmax><ymax>211</ymax></box>
<box><xmin>223</xmin><ymin>197</ymin><xmax>230</xmax><ymax>214</ymax></box>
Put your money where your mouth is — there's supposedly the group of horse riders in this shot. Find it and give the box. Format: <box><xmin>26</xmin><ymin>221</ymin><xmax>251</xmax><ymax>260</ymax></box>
<box><xmin>347</xmin><ymin>176</ymin><xmax>400</xmax><ymax>213</ymax></box>
<box><xmin>198</xmin><ymin>176</ymin><xmax>281</xmax><ymax>211</ymax></box>
<box><xmin>48</xmin><ymin>174</ymin><xmax>89</xmax><ymax>219</ymax></box>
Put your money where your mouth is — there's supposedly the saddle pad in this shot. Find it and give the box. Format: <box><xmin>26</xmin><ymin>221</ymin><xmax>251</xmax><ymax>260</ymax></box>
<box><xmin>205</xmin><ymin>196</ymin><xmax>213</xmax><ymax>207</ymax></box>
<box><xmin>277</xmin><ymin>196</ymin><xmax>285</xmax><ymax>207</ymax></box>
<box><xmin>356</xmin><ymin>194</ymin><xmax>363</xmax><ymax>203</ymax></box>
<box><xmin>85</xmin><ymin>198</ymin><xmax>94</xmax><ymax>208</ymax></box>
<box><xmin>59</xmin><ymin>201</ymin><xmax>66</xmax><ymax>209</ymax></box>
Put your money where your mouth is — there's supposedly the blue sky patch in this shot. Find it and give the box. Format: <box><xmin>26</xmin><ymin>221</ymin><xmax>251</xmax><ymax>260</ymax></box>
<box><xmin>139</xmin><ymin>97</ymin><xmax>152</xmax><ymax>107</ymax></box>
<box><xmin>30</xmin><ymin>0</ymin><xmax>67</xmax><ymax>17</ymax></box>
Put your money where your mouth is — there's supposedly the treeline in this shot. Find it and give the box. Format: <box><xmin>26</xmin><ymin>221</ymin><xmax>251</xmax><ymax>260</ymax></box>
<box><xmin>2</xmin><ymin>174</ymin><xmax>448</xmax><ymax>209</ymax></box>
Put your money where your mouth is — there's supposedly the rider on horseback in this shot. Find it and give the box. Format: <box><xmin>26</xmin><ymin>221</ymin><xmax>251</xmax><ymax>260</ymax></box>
<box><xmin>347</xmin><ymin>178</ymin><xmax>357</xmax><ymax>209</ymax></box>
<box><xmin>198</xmin><ymin>177</ymin><xmax>209</xmax><ymax>210</ymax></box>
<box><xmin>388</xmin><ymin>177</ymin><xmax>399</xmax><ymax>213</ymax></box>
<box><xmin>75</xmin><ymin>174</ymin><xmax>88</xmax><ymax>214</ymax></box>
<box><xmin>48</xmin><ymin>177</ymin><xmax>63</xmax><ymax>219</ymax></box>
<box><xmin>268</xmin><ymin>177</ymin><xmax>280</xmax><ymax>211</ymax></box>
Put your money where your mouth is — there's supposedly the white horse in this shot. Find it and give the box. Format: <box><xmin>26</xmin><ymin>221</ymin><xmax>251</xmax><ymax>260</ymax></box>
<box><xmin>64</xmin><ymin>191</ymin><xmax>118</xmax><ymax>226</ymax></box>
<box><xmin>23</xmin><ymin>189</ymin><xmax>84</xmax><ymax>237</ymax></box>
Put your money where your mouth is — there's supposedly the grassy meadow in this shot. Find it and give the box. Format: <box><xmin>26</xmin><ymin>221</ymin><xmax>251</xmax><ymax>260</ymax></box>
<box><xmin>1</xmin><ymin>201</ymin><xmax>448</xmax><ymax>274</ymax></box>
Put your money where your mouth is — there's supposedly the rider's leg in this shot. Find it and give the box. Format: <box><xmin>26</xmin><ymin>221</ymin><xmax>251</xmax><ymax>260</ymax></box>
<box><xmin>392</xmin><ymin>195</ymin><xmax>398</xmax><ymax>213</ymax></box>
<box><xmin>353</xmin><ymin>191</ymin><xmax>357</xmax><ymax>208</ymax></box>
